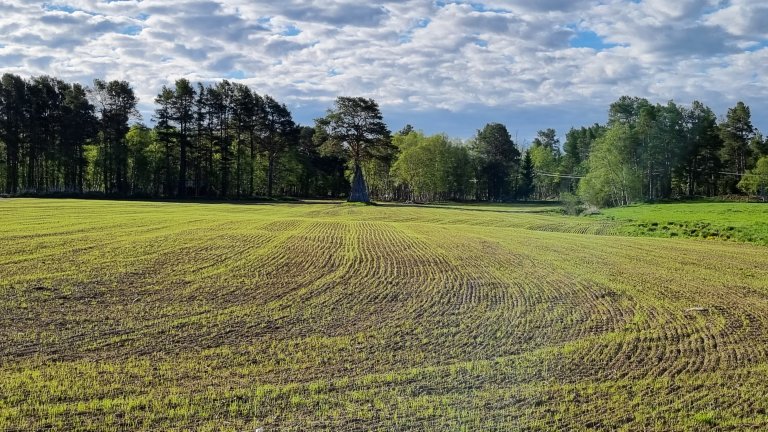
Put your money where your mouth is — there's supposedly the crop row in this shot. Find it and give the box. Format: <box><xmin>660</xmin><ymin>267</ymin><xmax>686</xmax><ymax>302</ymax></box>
<box><xmin>1</xmin><ymin>199</ymin><xmax>767</xmax><ymax>430</ymax></box>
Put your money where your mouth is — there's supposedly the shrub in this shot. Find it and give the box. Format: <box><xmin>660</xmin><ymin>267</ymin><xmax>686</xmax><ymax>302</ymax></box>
<box><xmin>560</xmin><ymin>192</ymin><xmax>584</xmax><ymax>216</ymax></box>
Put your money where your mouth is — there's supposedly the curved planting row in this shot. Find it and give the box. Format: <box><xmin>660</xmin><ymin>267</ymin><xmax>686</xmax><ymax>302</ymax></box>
<box><xmin>1</xmin><ymin>200</ymin><xmax>768</xmax><ymax>430</ymax></box>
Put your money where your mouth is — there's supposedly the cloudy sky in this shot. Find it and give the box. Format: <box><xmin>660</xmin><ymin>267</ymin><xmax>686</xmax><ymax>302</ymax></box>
<box><xmin>2</xmin><ymin>0</ymin><xmax>767</xmax><ymax>142</ymax></box>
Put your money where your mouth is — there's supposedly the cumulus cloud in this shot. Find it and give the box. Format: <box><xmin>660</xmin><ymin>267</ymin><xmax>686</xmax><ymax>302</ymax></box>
<box><xmin>706</xmin><ymin>0</ymin><xmax>768</xmax><ymax>39</ymax></box>
<box><xmin>0</xmin><ymin>0</ymin><xmax>766</xmax><ymax>138</ymax></box>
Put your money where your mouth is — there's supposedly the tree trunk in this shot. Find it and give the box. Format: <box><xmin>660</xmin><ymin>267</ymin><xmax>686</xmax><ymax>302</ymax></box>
<box><xmin>178</xmin><ymin>136</ymin><xmax>187</xmax><ymax>197</ymax></box>
<box><xmin>165</xmin><ymin>141</ymin><xmax>172</xmax><ymax>197</ymax></box>
<box><xmin>6</xmin><ymin>143</ymin><xmax>18</xmax><ymax>194</ymax></box>
<box><xmin>267</xmin><ymin>154</ymin><xmax>275</xmax><ymax>198</ymax></box>
<box><xmin>249</xmin><ymin>134</ymin><xmax>255</xmax><ymax>197</ymax></box>
<box><xmin>348</xmin><ymin>163</ymin><xmax>370</xmax><ymax>203</ymax></box>
<box><xmin>236</xmin><ymin>140</ymin><xmax>242</xmax><ymax>198</ymax></box>
<box><xmin>103</xmin><ymin>141</ymin><xmax>110</xmax><ymax>194</ymax></box>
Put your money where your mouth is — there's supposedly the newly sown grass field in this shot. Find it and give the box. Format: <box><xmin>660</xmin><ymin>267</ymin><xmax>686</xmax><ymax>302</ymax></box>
<box><xmin>1</xmin><ymin>199</ymin><xmax>768</xmax><ymax>431</ymax></box>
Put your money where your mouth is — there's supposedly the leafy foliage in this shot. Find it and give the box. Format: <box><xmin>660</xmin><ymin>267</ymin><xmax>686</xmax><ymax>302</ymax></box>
<box><xmin>314</xmin><ymin>97</ymin><xmax>392</xmax><ymax>202</ymax></box>
<box><xmin>391</xmin><ymin>132</ymin><xmax>473</xmax><ymax>202</ymax></box>
<box><xmin>529</xmin><ymin>129</ymin><xmax>561</xmax><ymax>199</ymax></box>
<box><xmin>314</xmin><ymin>97</ymin><xmax>391</xmax><ymax>167</ymax></box>
<box><xmin>1</xmin><ymin>74</ymin><xmax>767</xmax><ymax>205</ymax></box>
<box><xmin>738</xmin><ymin>156</ymin><xmax>768</xmax><ymax>198</ymax></box>
<box><xmin>578</xmin><ymin>124</ymin><xmax>642</xmax><ymax>206</ymax></box>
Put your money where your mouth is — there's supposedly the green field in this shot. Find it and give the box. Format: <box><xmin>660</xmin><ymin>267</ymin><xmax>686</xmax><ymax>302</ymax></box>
<box><xmin>598</xmin><ymin>202</ymin><xmax>768</xmax><ymax>245</ymax></box>
<box><xmin>2</xmin><ymin>199</ymin><xmax>768</xmax><ymax>431</ymax></box>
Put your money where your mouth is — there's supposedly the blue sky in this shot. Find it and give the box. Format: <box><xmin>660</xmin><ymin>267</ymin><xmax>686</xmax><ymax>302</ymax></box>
<box><xmin>2</xmin><ymin>0</ymin><xmax>768</xmax><ymax>143</ymax></box>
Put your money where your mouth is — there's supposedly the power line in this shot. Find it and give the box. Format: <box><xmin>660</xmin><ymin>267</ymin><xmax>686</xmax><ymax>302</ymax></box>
<box><xmin>536</xmin><ymin>171</ymin><xmax>765</xmax><ymax>179</ymax></box>
<box><xmin>718</xmin><ymin>171</ymin><xmax>765</xmax><ymax>177</ymax></box>
<box><xmin>535</xmin><ymin>171</ymin><xmax>586</xmax><ymax>179</ymax></box>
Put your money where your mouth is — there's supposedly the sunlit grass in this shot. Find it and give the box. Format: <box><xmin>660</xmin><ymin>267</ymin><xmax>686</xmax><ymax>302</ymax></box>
<box><xmin>599</xmin><ymin>201</ymin><xmax>768</xmax><ymax>244</ymax></box>
<box><xmin>1</xmin><ymin>198</ymin><xmax>767</xmax><ymax>430</ymax></box>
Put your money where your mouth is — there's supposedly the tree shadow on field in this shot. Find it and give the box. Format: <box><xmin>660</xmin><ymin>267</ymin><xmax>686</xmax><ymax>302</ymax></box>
<box><xmin>12</xmin><ymin>194</ymin><xmax>345</xmax><ymax>206</ymax></box>
<box><xmin>14</xmin><ymin>195</ymin><xmax>558</xmax><ymax>214</ymax></box>
<box><xmin>380</xmin><ymin>202</ymin><xmax>558</xmax><ymax>215</ymax></box>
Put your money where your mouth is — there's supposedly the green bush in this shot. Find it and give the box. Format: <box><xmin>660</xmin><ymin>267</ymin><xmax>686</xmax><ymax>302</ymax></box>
<box><xmin>560</xmin><ymin>192</ymin><xmax>583</xmax><ymax>216</ymax></box>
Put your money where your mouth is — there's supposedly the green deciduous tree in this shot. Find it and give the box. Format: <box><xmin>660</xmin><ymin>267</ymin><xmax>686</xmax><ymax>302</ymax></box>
<box><xmin>530</xmin><ymin>128</ymin><xmax>561</xmax><ymax>199</ymax></box>
<box><xmin>560</xmin><ymin>124</ymin><xmax>605</xmax><ymax>193</ymax></box>
<box><xmin>738</xmin><ymin>156</ymin><xmax>768</xmax><ymax>199</ymax></box>
<box><xmin>579</xmin><ymin>124</ymin><xmax>642</xmax><ymax>207</ymax></box>
<box><xmin>126</xmin><ymin>124</ymin><xmax>162</xmax><ymax>195</ymax></box>
<box><xmin>391</xmin><ymin>132</ymin><xmax>473</xmax><ymax>202</ymax></box>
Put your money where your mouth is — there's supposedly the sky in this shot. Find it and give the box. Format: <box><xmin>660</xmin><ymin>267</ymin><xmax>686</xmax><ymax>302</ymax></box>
<box><xmin>1</xmin><ymin>0</ymin><xmax>767</xmax><ymax>143</ymax></box>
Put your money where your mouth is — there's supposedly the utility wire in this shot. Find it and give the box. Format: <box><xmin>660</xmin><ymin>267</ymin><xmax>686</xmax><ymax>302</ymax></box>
<box><xmin>536</xmin><ymin>171</ymin><xmax>765</xmax><ymax>179</ymax></box>
<box><xmin>535</xmin><ymin>171</ymin><xmax>586</xmax><ymax>179</ymax></box>
<box><xmin>718</xmin><ymin>171</ymin><xmax>765</xmax><ymax>177</ymax></box>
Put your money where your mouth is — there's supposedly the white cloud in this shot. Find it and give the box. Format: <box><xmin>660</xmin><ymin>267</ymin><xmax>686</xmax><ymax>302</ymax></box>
<box><xmin>0</xmin><ymin>0</ymin><xmax>766</xmax><ymax>138</ymax></box>
<box><xmin>706</xmin><ymin>0</ymin><xmax>768</xmax><ymax>39</ymax></box>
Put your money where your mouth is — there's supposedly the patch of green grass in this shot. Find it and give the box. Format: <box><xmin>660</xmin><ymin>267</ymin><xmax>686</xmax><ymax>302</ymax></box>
<box><xmin>692</xmin><ymin>411</ymin><xmax>718</xmax><ymax>426</ymax></box>
<box><xmin>1</xmin><ymin>199</ymin><xmax>768</xmax><ymax>430</ymax></box>
<box><xmin>597</xmin><ymin>202</ymin><xmax>768</xmax><ymax>244</ymax></box>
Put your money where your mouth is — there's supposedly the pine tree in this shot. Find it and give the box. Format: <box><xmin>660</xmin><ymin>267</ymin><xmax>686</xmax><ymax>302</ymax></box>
<box><xmin>314</xmin><ymin>97</ymin><xmax>391</xmax><ymax>203</ymax></box>
<box><xmin>519</xmin><ymin>149</ymin><xmax>534</xmax><ymax>200</ymax></box>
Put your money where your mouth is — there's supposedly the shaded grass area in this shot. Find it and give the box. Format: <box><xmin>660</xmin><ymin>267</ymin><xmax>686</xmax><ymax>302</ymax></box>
<box><xmin>2</xmin><ymin>199</ymin><xmax>768</xmax><ymax>430</ymax></box>
<box><xmin>598</xmin><ymin>202</ymin><xmax>768</xmax><ymax>245</ymax></box>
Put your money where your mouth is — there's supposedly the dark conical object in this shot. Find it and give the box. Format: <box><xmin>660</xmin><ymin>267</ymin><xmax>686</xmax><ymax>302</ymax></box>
<box><xmin>348</xmin><ymin>164</ymin><xmax>370</xmax><ymax>203</ymax></box>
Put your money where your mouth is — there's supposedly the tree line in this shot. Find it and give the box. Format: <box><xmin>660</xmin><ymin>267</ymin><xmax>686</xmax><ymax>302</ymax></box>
<box><xmin>1</xmin><ymin>73</ymin><xmax>767</xmax><ymax>206</ymax></box>
<box><xmin>577</xmin><ymin>97</ymin><xmax>768</xmax><ymax>206</ymax></box>
<box><xmin>0</xmin><ymin>74</ymin><xmax>349</xmax><ymax>198</ymax></box>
